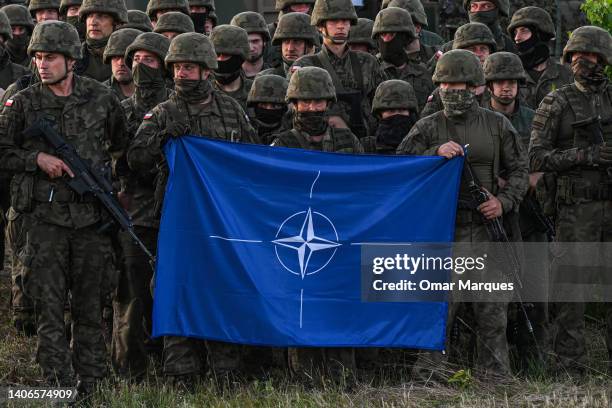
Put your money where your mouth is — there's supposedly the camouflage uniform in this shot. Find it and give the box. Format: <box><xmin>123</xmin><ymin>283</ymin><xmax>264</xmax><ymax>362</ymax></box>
<box><xmin>146</xmin><ymin>0</ymin><xmax>190</xmax><ymax>23</ymax></box>
<box><xmin>385</xmin><ymin>0</ymin><xmax>443</xmax><ymax>54</ymax></box>
<box><xmin>0</xmin><ymin>10</ymin><xmax>29</xmax><ymax>90</ymax></box>
<box><xmin>127</xmin><ymin>33</ymin><xmax>259</xmax><ymax>380</ymax></box>
<box><xmin>121</xmin><ymin>10</ymin><xmax>154</xmax><ymax>32</ymax></box>
<box><xmin>230</xmin><ymin>12</ymin><xmax>271</xmax><ymax>79</ymax></box>
<box><xmin>507</xmin><ymin>7</ymin><xmax>573</xmax><ymax>110</ymax></box>
<box><xmin>247</xmin><ymin>74</ymin><xmax>290</xmax><ymax>145</ymax></box>
<box><xmin>0</xmin><ymin>21</ymin><xmax>127</xmax><ymax>389</ymax></box>
<box><xmin>437</xmin><ymin>0</ymin><xmax>468</xmax><ymax>42</ymax></box>
<box><xmin>60</xmin><ymin>0</ymin><xmax>85</xmax><ymax>40</ymax></box>
<box><xmin>102</xmin><ymin>28</ymin><xmax>141</xmax><ymax>101</ymax></box>
<box><xmin>398</xmin><ymin>50</ymin><xmax>528</xmax><ymax>377</ymax></box>
<box><xmin>111</xmin><ymin>32</ymin><xmax>171</xmax><ymax>379</ymax></box>
<box><xmin>28</xmin><ymin>0</ymin><xmax>60</xmax><ymax>20</ymax></box>
<box><xmin>528</xmin><ymin>26</ymin><xmax>612</xmax><ymax>373</ymax></box>
<box><xmin>373</xmin><ymin>7</ymin><xmax>434</xmax><ymax>113</ymax></box>
<box><xmin>463</xmin><ymin>0</ymin><xmax>516</xmax><ymax>53</ymax></box>
<box><xmin>347</xmin><ymin>18</ymin><xmax>375</xmax><ymax>55</ymax></box>
<box><xmin>75</xmin><ymin>0</ymin><xmax>128</xmax><ymax>83</ymax></box>
<box><xmin>188</xmin><ymin>0</ymin><xmax>215</xmax><ymax>35</ymax></box>
<box><xmin>265</xmin><ymin>0</ymin><xmax>315</xmax><ymax>68</ymax></box>
<box><xmin>210</xmin><ymin>25</ymin><xmax>253</xmax><ymax>111</ymax></box>
<box><xmin>153</xmin><ymin>11</ymin><xmax>194</xmax><ymax>36</ymax></box>
<box><xmin>1</xmin><ymin>4</ymin><xmax>34</xmax><ymax>67</ymax></box>
<box><xmin>289</xmin><ymin>0</ymin><xmax>385</xmax><ymax>142</ymax></box>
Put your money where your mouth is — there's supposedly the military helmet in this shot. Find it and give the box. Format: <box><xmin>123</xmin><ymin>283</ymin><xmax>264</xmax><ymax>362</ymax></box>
<box><xmin>507</xmin><ymin>6</ymin><xmax>555</xmax><ymax>40</ymax></box>
<box><xmin>78</xmin><ymin>0</ymin><xmax>128</xmax><ymax>24</ymax></box>
<box><xmin>103</xmin><ymin>27</ymin><xmax>141</xmax><ymax>63</ymax></box>
<box><xmin>1</xmin><ymin>4</ymin><xmax>34</xmax><ymax>29</ymax></box>
<box><xmin>248</xmin><ymin>74</ymin><xmax>289</xmax><ymax>106</ymax></box>
<box><xmin>563</xmin><ymin>25</ymin><xmax>612</xmax><ymax>66</ymax></box>
<box><xmin>372</xmin><ymin>79</ymin><xmax>418</xmax><ymax>114</ymax></box>
<box><xmin>122</xmin><ymin>10</ymin><xmax>153</xmax><ymax>32</ymax></box>
<box><xmin>311</xmin><ymin>0</ymin><xmax>357</xmax><ymax>26</ymax></box>
<box><xmin>165</xmin><ymin>31</ymin><xmax>217</xmax><ymax>69</ymax></box>
<box><xmin>208</xmin><ymin>10</ymin><xmax>217</xmax><ymax>25</ymax></box>
<box><xmin>386</xmin><ymin>0</ymin><xmax>427</xmax><ymax>27</ymax></box>
<box><xmin>462</xmin><ymin>0</ymin><xmax>509</xmax><ymax>17</ymax></box>
<box><xmin>452</xmin><ymin>22</ymin><xmax>496</xmax><ymax>52</ymax></box>
<box><xmin>230</xmin><ymin>11</ymin><xmax>270</xmax><ymax>42</ymax></box>
<box><xmin>59</xmin><ymin>0</ymin><xmax>81</xmax><ymax>15</ymax></box>
<box><xmin>432</xmin><ymin>49</ymin><xmax>484</xmax><ymax>86</ymax></box>
<box><xmin>188</xmin><ymin>0</ymin><xmax>215</xmax><ymax>10</ymax></box>
<box><xmin>348</xmin><ymin>18</ymin><xmax>375</xmax><ymax>49</ymax></box>
<box><xmin>272</xmin><ymin>12</ymin><xmax>316</xmax><ymax>46</ymax></box>
<box><xmin>275</xmin><ymin>0</ymin><xmax>315</xmax><ymax>12</ymax></box>
<box><xmin>483</xmin><ymin>51</ymin><xmax>527</xmax><ymax>83</ymax></box>
<box><xmin>286</xmin><ymin>65</ymin><xmax>336</xmax><ymax>102</ymax></box>
<box><xmin>28</xmin><ymin>0</ymin><xmax>60</xmax><ymax>13</ymax></box>
<box><xmin>126</xmin><ymin>31</ymin><xmax>171</xmax><ymax>67</ymax></box>
<box><xmin>372</xmin><ymin>6</ymin><xmax>416</xmax><ymax>39</ymax></box>
<box><xmin>154</xmin><ymin>11</ymin><xmax>194</xmax><ymax>34</ymax></box>
<box><xmin>28</xmin><ymin>20</ymin><xmax>82</xmax><ymax>59</ymax></box>
<box><xmin>146</xmin><ymin>0</ymin><xmax>190</xmax><ymax>20</ymax></box>
<box><xmin>210</xmin><ymin>24</ymin><xmax>249</xmax><ymax>60</ymax></box>
<box><xmin>0</xmin><ymin>10</ymin><xmax>12</xmax><ymax>40</ymax></box>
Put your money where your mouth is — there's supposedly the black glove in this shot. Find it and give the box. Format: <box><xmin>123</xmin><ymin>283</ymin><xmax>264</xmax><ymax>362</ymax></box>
<box><xmin>582</xmin><ymin>144</ymin><xmax>612</xmax><ymax>165</ymax></box>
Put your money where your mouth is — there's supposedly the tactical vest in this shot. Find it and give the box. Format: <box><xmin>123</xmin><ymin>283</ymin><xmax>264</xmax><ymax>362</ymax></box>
<box><xmin>277</xmin><ymin>127</ymin><xmax>357</xmax><ymax>153</ymax></box>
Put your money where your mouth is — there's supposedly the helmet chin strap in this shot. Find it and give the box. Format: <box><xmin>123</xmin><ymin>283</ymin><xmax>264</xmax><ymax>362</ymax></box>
<box><xmin>321</xmin><ymin>28</ymin><xmax>347</xmax><ymax>45</ymax></box>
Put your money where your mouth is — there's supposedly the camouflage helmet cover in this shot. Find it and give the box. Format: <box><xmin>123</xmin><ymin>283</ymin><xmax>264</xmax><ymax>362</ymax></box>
<box><xmin>311</xmin><ymin>0</ymin><xmax>357</xmax><ymax>26</ymax></box>
<box><xmin>210</xmin><ymin>24</ymin><xmax>250</xmax><ymax>60</ymax></box>
<box><xmin>1</xmin><ymin>4</ymin><xmax>35</xmax><ymax>29</ymax></box>
<box><xmin>348</xmin><ymin>18</ymin><xmax>375</xmax><ymax>48</ymax></box>
<box><xmin>146</xmin><ymin>0</ymin><xmax>190</xmax><ymax>20</ymax></box>
<box><xmin>372</xmin><ymin>79</ymin><xmax>418</xmax><ymax>114</ymax></box>
<box><xmin>28</xmin><ymin>0</ymin><xmax>60</xmax><ymax>13</ymax></box>
<box><xmin>154</xmin><ymin>11</ymin><xmax>194</xmax><ymax>34</ymax></box>
<box><xmin>248</xmin><ymin>74</ymin><xmax>289</xmax><ymax>105</ymax></box>
<box><xmin>387</xmin><ymin>0</ymin><xmax>427</xmax><ymax>27</ymax></box>
<box><xmin>125</xmin><ymin>32</ymin><xmax>171</xmax><ymax>67</ymax></box>
<box><xmin>562</xmin><ymin>25</ymin><xmax>612</xmax><ymax>65</ymax></box>
<box><xmin>483</xmin><ymin>51</ymin><xmax>527</xmax><ymax>82</ymax></box>
<box><xmin>462</xmin><ymin>0</ymin><xmax>509</xmax><ymax>17</ymax></box>
<box><xmin>275</xmin><ymin>0</ymin><xmax>315</xmax><ymax>12</ymax></box>
<box><xmin>122</xmin><ymin>10</ymin><xmax>153</xmax><ymax>32</ymax></box>
<box><xmin>0</xmin><ymin>10</ymin><xmax>12</xmax><ymax>40</ymax></box>
<box><xmin>272</xmin><ymin>12</ymin><xmax>316</xmax><ymax>46</ymax></box>
<box><xmin>103</xmin><ymin>27</ymin><xmax>141</xmax><ymax>63</ymax></box>
<box><xmin>78</xmin><ymin>0</ymin><xmax>128</xmax><ymax>24</ymax></box>
<box><xmin>59</xmin><ymin>0</ymin><xmax>81</xmax><ymax>15</ymax></box>
<box><xmin>372</xmin><ymin>6</ymin><xmax>416</xmax><ymax>39</ymax></box>
<box><xmin>230</xmin><ymin>11</ymin><xmax>270</xmax><ymax>42</ymax></box>
<box><xmin>452</xmin><ymin>22</ymin><xmax>496</xmax><ymax>52</ymax></box>
<box><xmin>165</xmin><ymin>31</ymin><xmax>217</xmax><ymax>69</ymax></box>
<box><xmin>432</xmin><ymin>48</ymin><xmax>485</xmax><ymax>86</ymax></box>
<box><xmin>286</xmin><ymin>66</ymin><xmax>336</xmax><ymax>102</ymax></box>
<box><xmin>28</xmin><ymin>20</ymin><xmax>82</xmax><ymax>59</ymax></box>
<box><xmin>507</xmin><ymin>6</ymin><xmax>555</xmax><ymax>39</ymax></box>
<box><xmin>188</xmin><ymin>0</ymin><xmax>215</xmax><ymax>10</ymax></box>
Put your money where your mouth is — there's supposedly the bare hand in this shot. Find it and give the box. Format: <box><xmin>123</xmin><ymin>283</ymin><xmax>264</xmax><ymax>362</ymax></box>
<box><xmin>477</xmin><ymin>188</ymin><xmax>503</xmax><ymax>220</ymax></box>
<box><xmin>36</xmin><ymin>152</ymin><xmax>74</xmax><ymax>179</ymax></box>
<box><xmin>529</xmin><ymin>172</ymin><xmax>543</xmax><ymax>192</ymax></box>
<box><xmin>497</xmin><ymin>177</ymin><xmax>507</xmax><ymax>189</ymax></box>
<box><xmin>118</xmin><ymin>191</ymin><xmax>132</xmax><ymax>211</ymax></box>
<box><xmin>327</xmin><ymin>115</ymin><xmax>349</xmax><ymax>129</ymax></box>
<box><xmin>436</xmin><ymin>141</ymin><xmax>464</xmax><ymax>159</ymax></box>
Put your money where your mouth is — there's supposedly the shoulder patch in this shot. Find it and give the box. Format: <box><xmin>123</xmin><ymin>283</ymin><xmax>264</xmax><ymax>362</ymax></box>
<box><xmin>4</xmin><ymin>99</ymin><xmax>13</xmax><ymax>107</ymax></box>
<box><xmin>143</xmin><ymin>112</ymin><xmax>153</xmax><ymax>120</ymax></box>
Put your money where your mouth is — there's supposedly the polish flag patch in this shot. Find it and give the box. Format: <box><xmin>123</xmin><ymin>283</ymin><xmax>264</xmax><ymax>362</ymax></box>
<box><xmin>4</xmin><ymin>99</ymin><xmax>13</xmax><ymax>107</ymax></box>
<box><xmin>143</xmin><ymin>112</ymin><xmax>153</xmax><ymax>120</ymax></box>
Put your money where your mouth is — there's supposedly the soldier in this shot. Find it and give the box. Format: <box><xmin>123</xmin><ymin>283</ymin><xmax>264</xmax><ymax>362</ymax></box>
<box><xmin>463</xmin><ymin>0</ymin><xmax>515</xmax><ymax>53</ymax></box>
<box><xmin>59</xmin><ymin>0</ymin><xmax>84</xmax><ymax>40</ymax></box>
<box><xmin>103</xmin><ymin>28</ymin><xmax>140</xmax><ymax>101</ymax></box>
<box><xmin>421</xmin><ymin>22</ymin><xmax>496</xmax><ymax>117</ymax></box>
<box><xmin>0</xmin><ymin>20</ymin><xmax>127</xmax><ymax>394</ymax></box>
<box><xmin>146</xmin><ymin>0</ymin><xmax>189</xmax><ymax>28</ymax></box>
<box><xmin>127</xmin><ymin>32</ymin><xmax>259</xmax><ymax>385</ymax></box>
<box><xmin>372</xmin><ymin>7</ymin><xmax>434</xmax><ymax>112</ymax></box>
<box><xmin>438</xmin><ymin>0</ymin><xmax>468</xmax><ymax>42</ymax></box>
<box><xmin>188</xmin><ymin>0</ymin><xmax>214</xmax><ymax>35</ymax></box>
<box><xmin>1</xmin><ymin>4</ymin><xmax>33</xmax><ymax>67</ymax></box>
<box><xmin>230</xmin><ymin>12</ymin><xmax>271</xmax><ymax>80</ymax></box>
<box><xmin>529</xmin><ymin>26</ymin><xmax>612</xmax><ymax>375</ymax></box>
<box><xmin>259</xmin><ymin>12</ymin><xmax>317</xmax><ymax>78</ymax></box>
<box><xmin>122</xmin><ymin>10</ymin><xmax>154</xmax><ymax>33</ymax></box>
<box><xmin>507</xmin><ymin>7</ymin><xmax>573</xmax><ymax>110</ymax></box>
<box><xmin>384</xmin><ymin>0</ymin><xmax>444</xmax><ymax>48</ymax></box>
<box><xmin>0</xmin><ymin>9</ymin><xmax>29</xmax><ymax>90</ymax></box>
<box><xmin>210</xmin><ymin>25</ymin><xmax>253</xmax><ymax>111</ymax></box>
<box><xmin>347</xmin><ymin>18</ymin><xmax>375</xmax><ymax>55</ymax></box>
<box><xmin>289</xmin><ymin>0</ymin><xmax>385</xmax><ymax>142</ymax></box>
<box><xmin>75</xmin><ymin>0</ymin><xmax>128</xmax><ymax>83</ymax></box>
<box><xmin>247</xmin><ymin>74</ymin><xmax>290</xmax><ymax>144</ymax></box>
<box><xmin>29</xmin><ymin>0</ymin><xmax>60</xmax><ymax>22</ymax></box>
<box><xmin>397</xmin><ymin>49</ymin><xmax>528</xmax><ymax>378</ymax></box>
<box><xmin>112</xmin><ymin>31</ymin><xmax>171</xmax><ymax>380</ymax></box>
<box><xmin>266</xmin><ymin>0</ymin><xmax>315</xmax><ymax>68</ymax></box>
<box><xmin>371</xmin><ymin>79</ymin><xmax>419</xmax><ymax>154</ymax></box>
<box><xmin>154</xmin><ymin>11</ymin><xmax>194</xmax><ymax>40</ymax></box>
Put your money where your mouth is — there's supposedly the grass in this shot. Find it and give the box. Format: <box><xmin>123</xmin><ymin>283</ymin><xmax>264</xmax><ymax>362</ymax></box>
<box><xmin>1</xmin><ymin>267</ymin><xmax>610</xmax><ymax>407</ymax></box>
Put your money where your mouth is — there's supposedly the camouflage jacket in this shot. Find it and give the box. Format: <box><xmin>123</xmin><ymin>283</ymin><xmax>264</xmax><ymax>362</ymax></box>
<box><xmin>6</xmin><ymin>47</ymin><xmax>30</xmax><ymax>68</ymax></box>
<box><xmin>482</xmin><ymin>99</ymin><xmax>535</xmax><ymax>145</ymax></box>
<box><xmin>0</xmin><ymin>50</ymin><xmax>30</xmax><ymax>90</ymax></box>
<box><xmin>520</xmin><ymin>58</ymin><xmax>573</xmax><ymax>110</ymax></box>
<box><xmin>397</xmin><ymin>102</ymin><xmax>528</xmax><ymax>214</ymax></box>
<box><xmin>258</xmin><ymin>63</ymin><xmax>289</xmax><ymax>78</ymax></box>
<box><xmin>0</xmin><ymin>75</ymin><xmax>128</xmax><ymax>228</ymax></box>
<box><xmin>264</xmin><ymin>21</ymin><xmax>282</xmax><ymax>68</ymax></box>
<box><xmin>249</xmin><ymin>113</ymin><xmax>292</xmax><ymax>146</ymax></box>
<box><xmin>421</xmin><ymin>87</ymin><xmax>491</xmax><ymax>118</ymax></box>
<box><xmin>420</xmin><ymin>29</ymin><xmax>445</xmax><ymax>47</ymax></box>
<box><xmin>75</xmin><ymin>42</ymin><xmax>112</xmax><ymax>83</ymax></box>
<box><xmin>378</xmin><ymin>55</ymin><xmax>435</xmax><ymax>112</ymax></box>
<box><xmin>212</xmin><ymin>72</ymin><xmax>253</xmax><ymax>112</ymax></box>
<box><xmin>103</xmin><ymin>76</ymin><xmax>133</xmax><ymax>102</ymax></box>
<box><xmin>271</xmin><ymin>126</ymin><xmax>364</xmax><ymax>153</ymax></box>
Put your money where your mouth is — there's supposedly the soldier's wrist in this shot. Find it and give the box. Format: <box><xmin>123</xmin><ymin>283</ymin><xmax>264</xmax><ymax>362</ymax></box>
<box><xmin>26</xmin><ymin>150</ymin><xmax>41</xmax><ymax>172</ymax></box>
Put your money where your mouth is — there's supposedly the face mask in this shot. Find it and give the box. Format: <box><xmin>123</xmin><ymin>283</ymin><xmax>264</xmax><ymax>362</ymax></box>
<box><xmin>255</xmin><ymin>106</ymin><xmax>286</xmax><ymax>125</ymax></box>
<box><xmin>215</xmin><ymin>55</ymin><xmax>243</xmax><ymax>85</ymax></box>
<box><xmin>6</xmin><ymin>34</ymin><xmax>29</xmax><ymax>61</ymax></box>
<box><xmin>86</xmin><ymin>36</ymin><xmax>109</xmax><ymax>50</ymax></box>
<box><xmin>0</xmin><ymin>41</ymin><xmax>7</xmax><ymax>62</ymax></box>
<box><xmin>191</xmin><ymin>12</ymin><xmax>208</xmax><ymax>34</ymax></box>
<box><xmin>571</xmin><ymin>58</ymin><xmax>608</xmax><ymax>92</ymax></box>
<box><xmin>378</xmin><ymin>33</ymin><xmax>408</xmax><ymax>66</ymax></box>
<box><xmin>133</xmin><ymin>63</ymin><xmax>165</xmax><ymax>88</ymax></box>
<box><xmin>66</xmin><ymin>15</ymin><xmax>86</xmax><ymax>38</ymax></box>
<box><xmin>175</xmin><ymin>78</ymin><xmax>213</xmax><ymax>103</ymax></box>
<box><xmin>468</xmin><ymin>9</ymin><xmax>498</xmax><ymax>26</ymax></box>
<box><xmin>375</xmin><ymin>114</ymin><xmax>417</xmax><ymax>149</ymax></box>
<box><xmin>439</xmin><ymin>88</ymin><xmax>476</xmax><ymax>117</ymax></box>
<box><xmin>294</xmin><ymin>110</ymin><xmax>328</xmax><ymax>135</ymax></box>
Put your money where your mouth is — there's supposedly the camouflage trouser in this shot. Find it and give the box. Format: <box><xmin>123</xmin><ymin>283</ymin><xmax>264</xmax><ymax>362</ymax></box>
<box><xmin>242</xmin><ymin>345</ymin><xmax>287</xmax><ymax>374</ymax></box>
<box><xmin>163</xmin><ymin>337</ymin><xmax>243</xmax><ymax>377</ymax></box>
<box><xmin>552</xmin><ymin>200</ymin><xmax>612</xmax><ymax>372</ymax></box>
<box><xmin>287</xmin><ymin>347</ymin><xmax>356</xmax><ymax>378</ymax></box>
<box><xmin>111</xmin><ymin>227</ymin><xmax>158</xmax><ymax>378</ymax></box>
<box><xmin>20</xmin><ymin>219</ymin><xmax>115</xmax><ymax>384</ymax></box>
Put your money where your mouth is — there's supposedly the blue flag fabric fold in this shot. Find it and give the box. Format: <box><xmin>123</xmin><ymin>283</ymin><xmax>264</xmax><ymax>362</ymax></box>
<box><xmin>153</xmin><ymin>137</ymin><xmax>463</xmax><ymax>350</ymax></box>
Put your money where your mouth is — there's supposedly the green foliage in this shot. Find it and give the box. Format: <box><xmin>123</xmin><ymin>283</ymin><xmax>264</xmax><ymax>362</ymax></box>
<box><xmin>581</xmin><ymin>0</ymin><xmax>612</xmax><ymax>78</ymax></box>
<box><xmin>447</xmin><ymin>369</ymin><xmax>473</xmax><ymax>390</ymax></box>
